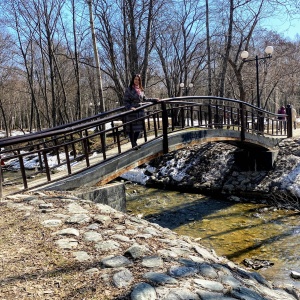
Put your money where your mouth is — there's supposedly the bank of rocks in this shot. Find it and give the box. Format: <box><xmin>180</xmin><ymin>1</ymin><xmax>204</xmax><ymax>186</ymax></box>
<box><xmin>144</xmin><ymin>138</ymin><xmax>300</xmax><ymax>209</ymax></box>
<box><xmin>1</xmin><ymin>191</ymin><xmax>299</xmax><ymax>299</ymax></box>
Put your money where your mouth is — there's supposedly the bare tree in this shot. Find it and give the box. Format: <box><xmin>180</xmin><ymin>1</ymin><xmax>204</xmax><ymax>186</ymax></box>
<box><xmin>87</xmin><ymin>0</ymin><xmax>105</xmax><ymax>113</ymax></box>
<box><xmin>59</xmin><ymin>0</ymin><xmax>83</xmax><ymax>120</ymax></box>
<box><xmin>205</xmin><ymin>0</ymin><xmax>212</xmax><ymax>96</ymax></box>
<box><xmin>155</xmin><ymin>0</ymin><xmax>206</xmax><ymax>97</ymax></box>
<box><xmin>211</xmin><ymin>0</ymin><xmax>299</xmax><ymax>106</ymax></box>
<box><xmin>93</xmin><ymin>0</ymin><xmax>164</xmax><ymax>104</ymax></box>
<box><xmin>93</xmin><ymin>0</ymin><xmax>125</xmax><ymax>103</ymax></box>
<box><xmin>9</xmin><ymin>1</ymin><xmax>43</xmax><ymax>131</ymax></box>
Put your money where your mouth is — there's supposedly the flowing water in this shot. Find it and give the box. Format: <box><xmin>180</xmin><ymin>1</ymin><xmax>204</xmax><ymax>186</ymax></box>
<box><xmin>125</xmin><ymin>183</ymin><xmax>300</xmax><ymax>288</ymax></box>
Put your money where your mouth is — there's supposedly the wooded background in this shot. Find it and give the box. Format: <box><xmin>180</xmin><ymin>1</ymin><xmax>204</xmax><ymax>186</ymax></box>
<box><xmin>0</xmin><ymin>0</ymin><xmax>299</xmax><ymax>135</ymax></box>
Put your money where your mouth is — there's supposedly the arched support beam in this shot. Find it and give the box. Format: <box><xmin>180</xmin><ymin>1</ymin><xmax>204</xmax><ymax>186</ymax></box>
<box><xmin>36</xmin><ymin>129</ymin><xmax>281</xmax><ymax>192</ymax></box>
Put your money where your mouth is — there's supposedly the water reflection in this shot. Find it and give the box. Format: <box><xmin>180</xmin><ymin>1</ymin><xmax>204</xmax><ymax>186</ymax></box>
<box><xmin>126</xmin><ymin>183</ymin><xmax>300</xmax><ymax>288</ymax></box>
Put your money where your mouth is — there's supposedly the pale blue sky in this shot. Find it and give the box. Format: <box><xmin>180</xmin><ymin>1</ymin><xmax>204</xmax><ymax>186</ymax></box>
<box><xmin>262</xmin><ymin>16</ymin><xmax>300</xmax><ymax>40</ymax></box>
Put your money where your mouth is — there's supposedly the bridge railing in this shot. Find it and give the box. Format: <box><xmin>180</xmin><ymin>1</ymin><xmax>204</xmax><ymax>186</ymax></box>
<box><xmin>0</xmin><ymin>96</ymin><xmax>292</xmax><ymax>195</ymax></box>
<box><xmin>167</xmin><ymin>96</ymin><xmax>292</xmax><ymax>137</ymax></box>
<box><xmin>0</xmin><ymin>103</ymin><xmax>166</xmax><ymax>193</ymax></box>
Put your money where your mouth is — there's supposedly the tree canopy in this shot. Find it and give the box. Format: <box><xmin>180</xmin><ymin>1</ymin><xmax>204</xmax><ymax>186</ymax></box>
<box><xmin>0</xmin><ymin>0</ymin><xmax>299</xmax><ymax>134</ymax></box>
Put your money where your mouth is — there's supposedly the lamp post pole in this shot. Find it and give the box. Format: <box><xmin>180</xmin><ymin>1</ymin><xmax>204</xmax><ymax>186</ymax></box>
<box><xmin>241</xmin><ymin>46</ymin><xmax>274</xmax><ymax>108</ymax></box>
<box><xmin>255</xmin><ymin>55</ymin><xmax>260</xmax><ymax>108</ymax></box>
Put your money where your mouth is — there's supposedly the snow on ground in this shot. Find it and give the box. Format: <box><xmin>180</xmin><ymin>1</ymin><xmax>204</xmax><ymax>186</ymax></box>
<box><xmin>272</xmin><ymin>155</ymin><xmax>300</xmax><ymax>197</ymax></box>
<box><xmin>120</xmin><ymin>165</ymin><xmax>155</xmax><ymax>185</ymax></box>
<box><xmin>0</xmin><ymin>130</ymin><xmax>31</xmax><ymax>138</ymax></box>
<box><xmin>1</xmin><ymin>149</ymin><xmax>78</xmax><ymax>171</ymax></box>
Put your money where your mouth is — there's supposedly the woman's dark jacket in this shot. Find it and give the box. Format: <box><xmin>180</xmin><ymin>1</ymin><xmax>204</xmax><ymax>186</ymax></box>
<box><xmin>123</xmin><ymin>86</ymin><xmax>156</xmax><ymax>133</ymax></box>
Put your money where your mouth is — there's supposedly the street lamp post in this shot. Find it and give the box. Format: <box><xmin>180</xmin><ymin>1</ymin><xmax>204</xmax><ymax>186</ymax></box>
<box><xmin>240</xmin><ymin>46</ymin><xmax>274</xmax><ymax>108</ymax></box>
<box><xmin>180</xmin><ymin>82</ymin><xmax>194</xmax><ymax>96</ymax></box>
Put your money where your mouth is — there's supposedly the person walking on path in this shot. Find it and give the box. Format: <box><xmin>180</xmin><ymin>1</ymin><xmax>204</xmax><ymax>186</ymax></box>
<box><xmin>0</xmin><ymin>154</ymin><xmax>4</xmax><ymax>183</ymax></box>
<box><xmin>123</xmin><ymin>74</ymin><xmax>160</xmax><ymax>149</ymax></box>
<box><xmin>277</xmin><ymin>106</ymin><xmax>286</xmax><ymax>132</ymax></box>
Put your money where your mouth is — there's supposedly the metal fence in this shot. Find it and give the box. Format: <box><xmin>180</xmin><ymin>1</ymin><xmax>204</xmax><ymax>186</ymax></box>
<box><xmin>0</xmin><ymin>96</ymin><xmax>292</xmax><ymax>196</ymax></box>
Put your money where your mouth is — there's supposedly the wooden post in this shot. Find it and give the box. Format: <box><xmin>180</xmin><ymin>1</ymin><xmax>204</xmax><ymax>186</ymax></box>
<box><xmin>161</xmin><ymin>102</ymin><xmax>169</xmax><ymax>154</ymax></box>
<box><xmin>240</xmin><ymin>102</ymin><xmax>246</xmax><ymax>141</ymax></box>
<box><xmin>208</xmin><ymin>104</ymin><xmax>213</xmax><ymax>129</ymax></box>
<box><xmin>0</xmin><ymin>161</ymin><xmax>2</xmax><ymax>199</ymax></box>
<box><xmin>286</xmin><ymin>104</ymin><xmax>293</xmax><ymax>138</ymax></box>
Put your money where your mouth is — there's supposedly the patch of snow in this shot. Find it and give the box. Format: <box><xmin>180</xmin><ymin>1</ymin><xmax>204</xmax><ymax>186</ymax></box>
<box><xmin>120</xmin><ymin>168</ymin><xmax>149</xmax><ymax>185</ymax></box>
<box><xmin>273</xmin><ymin>155</ymin><xmax>300</xmax><ymax>197</ymax></box>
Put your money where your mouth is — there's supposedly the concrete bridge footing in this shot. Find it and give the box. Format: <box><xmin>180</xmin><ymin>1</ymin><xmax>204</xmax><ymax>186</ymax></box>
<box><xmin>75</xmin><ymin>182</ymin><xmax>126</xmax><ymax>212</ymax></box>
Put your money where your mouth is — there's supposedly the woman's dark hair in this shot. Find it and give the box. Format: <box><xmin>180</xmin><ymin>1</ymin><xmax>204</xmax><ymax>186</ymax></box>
<box><xmin>129</xmin><ymin>74</ymin><xmax>144</xmax><ymax>91</ymax></box>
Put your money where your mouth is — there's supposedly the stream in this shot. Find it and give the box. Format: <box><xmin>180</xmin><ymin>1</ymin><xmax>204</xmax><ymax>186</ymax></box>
<box><xmin>125</xmin><ymin>182</ymin><xmax>300</xmax><ymax>288</ymax></box>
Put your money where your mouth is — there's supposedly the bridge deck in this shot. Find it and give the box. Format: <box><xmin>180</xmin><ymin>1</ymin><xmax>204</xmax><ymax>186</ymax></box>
<box><xmin>3</xmin><ymin>127</ymin><xmax>298</xmax><ymax>197</ymax></box>
<box><xmin>2</xmin><ymin>135</ymin><xmax>148</xmax><ymax>196</ymax></box>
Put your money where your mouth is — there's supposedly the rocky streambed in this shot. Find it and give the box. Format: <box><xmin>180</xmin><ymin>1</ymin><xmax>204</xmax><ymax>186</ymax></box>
<box><xmin>142</xmin><ymin>137</ymin><xmax>300</xmax><ymax>210</ymax></box>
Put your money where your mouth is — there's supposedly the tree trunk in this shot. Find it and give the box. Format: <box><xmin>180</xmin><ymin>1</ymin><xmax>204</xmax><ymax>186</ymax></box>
<box><xmin>127</xmin><ymin>0</ymin><xmax>139</xmax><ymax>74</ymax></box>
<box><xmin>141</xmin><ymin>0</ymin><xmax>154</xmax><ymax>87</ymax></box>
<box><xmin>205</xmin><ymin>0</ymin><xmax>212</xmax><ymax>96</ymax></box>
<box><xmin>218</xmin><ymin>0</ymin><xmax>233</xmax><ymax>97</ymax></box>
<box><xmin>87</xmin><ymin>0</ymin><xmax>105</xmax><ymax>113</ymax></box>
<box><xmin>72</xmin><ymin>0</ymin><xmax>82</xmax><ymax>120</ymax></box>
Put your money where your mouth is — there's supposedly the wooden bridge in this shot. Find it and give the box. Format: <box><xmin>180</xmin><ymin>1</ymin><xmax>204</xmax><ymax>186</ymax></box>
<box><xmin>0</xmin><ymin>96</ymin><xmax>295</xmax><ymax>197</ymax></box>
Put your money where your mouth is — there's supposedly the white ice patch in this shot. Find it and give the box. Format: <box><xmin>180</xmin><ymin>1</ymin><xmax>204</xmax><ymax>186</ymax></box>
<box><xmin>273</xmin><ymin>155</ymin><xmax>300</xmax><ymax>197</ymax></box>
<box><xmin>120</xmin><ymin>168</ymin><xmax>149</xmax><ymax>185</ymax></box>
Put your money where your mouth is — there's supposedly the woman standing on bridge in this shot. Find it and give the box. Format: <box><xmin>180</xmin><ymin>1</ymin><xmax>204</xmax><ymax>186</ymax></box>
<box><xmin>123</xmin><ymin>74</ymin><xmax>160</xmax><ymax>149</ymax></box>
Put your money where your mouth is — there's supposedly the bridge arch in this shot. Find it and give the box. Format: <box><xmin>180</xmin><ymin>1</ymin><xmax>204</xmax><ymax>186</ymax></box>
<box><xmin>38</xmin><ymin>129</ymin><xmax>280</xmax><ymax>192</ymax></box>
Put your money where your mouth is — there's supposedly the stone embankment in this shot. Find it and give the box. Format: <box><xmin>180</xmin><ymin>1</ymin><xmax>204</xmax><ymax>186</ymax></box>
<box><xmin>2</xmin><ymin>191</ymin><xmax>299</xmax><ymax>299</ymax></box>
